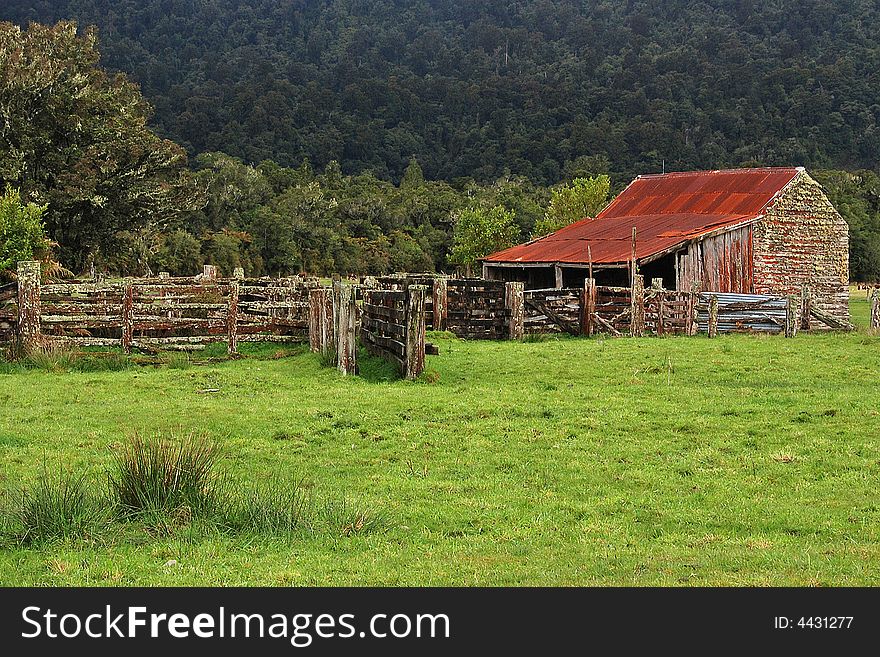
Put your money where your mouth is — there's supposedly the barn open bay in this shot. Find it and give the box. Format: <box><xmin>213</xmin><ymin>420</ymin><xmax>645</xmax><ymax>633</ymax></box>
<box><xmin>0</xmin><ymin>296</ymin><xmax>876</xmax><ymax>586</ymax></box>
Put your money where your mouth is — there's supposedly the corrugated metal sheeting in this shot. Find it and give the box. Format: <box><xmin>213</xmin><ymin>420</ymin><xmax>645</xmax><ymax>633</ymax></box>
<box><xmin>485</xmin><ymin>167</ymin><xmax>800</xmax><ymax>265</ymax></box>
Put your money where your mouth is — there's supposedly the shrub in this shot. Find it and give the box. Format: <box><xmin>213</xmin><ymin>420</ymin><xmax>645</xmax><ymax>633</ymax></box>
<box><xmin>0</xmin><ymin>186</ymin><xmax>50</xmax><ymax>279</ymax></box>
<box><xmin>12</xmin><ymin>470</ymin><xmax>109</xmax><ymax>545</ymax></box>
<box><xmin>108</xmin><ymin>433</ymin><xmax>220</xmax><ymax>516</ymax></box>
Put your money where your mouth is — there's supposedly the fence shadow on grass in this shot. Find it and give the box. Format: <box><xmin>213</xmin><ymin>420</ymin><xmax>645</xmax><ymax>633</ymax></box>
<box><xmin>353</xmin><ymin>347</ymin><xmax>403</xmax><ymax>383</ymax></box>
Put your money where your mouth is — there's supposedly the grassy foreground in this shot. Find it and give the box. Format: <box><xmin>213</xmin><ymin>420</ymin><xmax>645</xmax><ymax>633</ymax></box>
<box><xmin>0</xmin><ymin>296</ymin><xmax>877</xmax><ymax>586</ymax></box>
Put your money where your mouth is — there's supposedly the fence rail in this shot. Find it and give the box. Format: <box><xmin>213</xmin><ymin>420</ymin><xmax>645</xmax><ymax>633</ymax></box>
<box><xmin>360</xmin><ymin>286</ymin><xmax>426</xmax><ymax>379</ymax></box>
<box><xmin>5</xmin><ymin>263</ymin><xmax>317</xmax><ymax>353</ymax></box>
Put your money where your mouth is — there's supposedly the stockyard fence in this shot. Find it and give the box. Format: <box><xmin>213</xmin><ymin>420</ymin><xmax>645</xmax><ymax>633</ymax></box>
<box><xmin>2</xmin><ymin>262</ymin><xmax>868</xmax><ymax>379</ymax></box>
<box><xmin>370</xmin><ymin>273</ymin><xmax>856</xmax><ymax>338</ymax></box>
<box><xmin>3</xmin><ymin>262</ymin><xmax>318</xmax><ymax>355</ymax></box>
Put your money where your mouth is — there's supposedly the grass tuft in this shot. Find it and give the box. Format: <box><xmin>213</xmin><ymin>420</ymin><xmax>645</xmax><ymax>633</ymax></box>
<box><xmin>11</xmin><ymin>469</ymin><xmax>110</xmax><ymax>546</ymax></box>
<box><xmin>108</xmin><ymin>432</ymin><xmax>220</xmax><ymax>516</ymax></box>
<box><xmin>219</xmin><ymin>477</ymin><xmax>313</xmax><ymax>537</ymax></box>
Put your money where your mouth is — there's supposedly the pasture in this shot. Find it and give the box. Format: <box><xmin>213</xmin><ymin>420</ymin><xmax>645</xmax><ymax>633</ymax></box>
<box><xmin>0</xmin><ymin>294</ymin><xmax>877</xmax><ymax>586</ymax></box>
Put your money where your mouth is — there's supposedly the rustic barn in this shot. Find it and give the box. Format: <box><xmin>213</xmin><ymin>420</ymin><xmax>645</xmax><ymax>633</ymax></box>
<box><xmin>483</xmin><ymin>167</ymin><xmax>849</xmax><ymax>321</ymax></box>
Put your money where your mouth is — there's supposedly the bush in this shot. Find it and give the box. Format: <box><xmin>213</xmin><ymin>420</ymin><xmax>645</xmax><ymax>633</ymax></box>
<box><xmin>108</xmin><ymin>433</ymin><xmax>220</xmax><ymax>516</ymax></box>
<box><xmin>0</xmin><ymin>186</ymin><xmax>49</xmax><ymax>279</ymax></box>
<box><xmin>12</xmin><ymin>470</ymin><xmax>109</xmax><ymax>545</ymax></box>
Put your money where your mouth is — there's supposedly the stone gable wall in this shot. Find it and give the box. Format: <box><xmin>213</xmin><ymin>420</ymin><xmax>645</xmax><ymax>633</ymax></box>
<box><xmin>752</xmin><ymin>171</ymin><xmax>849</xmax><ymax>321</ymax></box>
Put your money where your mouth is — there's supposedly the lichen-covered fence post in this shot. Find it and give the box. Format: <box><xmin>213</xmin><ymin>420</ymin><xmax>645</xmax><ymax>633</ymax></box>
<box><xmin>405</xmin><ymin>285</ymin><xmax>427</xmax><ymax>379</ymax></box>
<box><xmin>16</xmin><ymin>261</ymin><xmax>41</xmax><ymax>352</ymax></box>
<box><xmin>432</xmin><ymin>278</ymin><xmax>448</xmax><ymax>331</ymax></box>
<box><xmin>872</xmin><ymin>289</ymin><xmax>880</xmax><ymax>330</ymax></box>
<box><xmin>504</xmin><ymin>281</ymin><xmax>524</xmax><ymax>340</ymax></box>
<box><xmin>707</xmin><ymin>295</ymin><xmax>719</xmax><ymax>338</ymax></box>
<box><xmin>630</xmin><ymin>274</ymin><xmax>645</xmax><ymax>337</ymax></box>
<box><xmin>335</xmin><ymin>282</ymin><xmax>357</xmax><ymax>375</ymax></box>
<box><xmin>227</xmin><ymin>280</ymin><xmax>239</xmax><ymax>355</ymax></box>
<box><xmin>121</xmin><ymin>282</ymin><xmax>134</xmax><ymax>354</ymax></box>
<box><xmin>784</xmin><ymin>295</ymin><xmax>798</xmax><ymax>338</ymax></box>
<box><xmin>309</xmin><ymin>287</ymin><xmax>334</xmax><ymax>357</ymax></box>
<box><xmin>800</xmin><ymin>286</ymin><xmax>812</xmax><ymax>331</ymax></box>
<box><xmin>581</xmin><ymin>277</ymin><xmax>597</xmax><ymax>336</ymax></box>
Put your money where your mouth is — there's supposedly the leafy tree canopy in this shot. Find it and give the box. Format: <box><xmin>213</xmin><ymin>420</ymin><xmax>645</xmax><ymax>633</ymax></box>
<box><xmin>533</xmin><ymin>175</ymin><xmax>611</xmax><ymax>238</ymax></box>
<box><xmin>0</xmin><ymin>186</ymin><xmax>49</xmax><ymax>277</ymax></box>
<box><xmin>0</xmin><ymin>20</ymin><xmax>196</xmax><ymax>272</ymax></box>
<box><xmin>449</xmin><ymin>205</ymin><xmax>519</xmax><ymax>275</ymax></box>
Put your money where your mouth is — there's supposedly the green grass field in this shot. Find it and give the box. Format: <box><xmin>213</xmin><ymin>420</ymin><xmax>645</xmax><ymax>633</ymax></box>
<box><xmin>0</xmin><ymin>294</ymin><xmax>877</xmax><ymax>586</ymax></box>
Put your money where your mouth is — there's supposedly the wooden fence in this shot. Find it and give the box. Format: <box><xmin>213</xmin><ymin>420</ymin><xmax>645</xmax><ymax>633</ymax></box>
<box><xmin>0</xmin><ymin>281</ymin><xmax>17</xmax><ymax>344</ymax></box>
<box><xmin>374</xmin><ymin>275</ymin><xmax>447</xmax><ymax>331</ymax></box>
<box><xmin>6</xmin><ymin>262</ymin><xmax>317</xmax><ymax>353</ymax></box>
<box><xmin>523</xmin><ymin>288</ymin><xmax>581</xmax><ymax>335</ymax></box>
<box><xmin>873</xmin><ymin>289</ymin><xmax>879</xmax><ymax>329</ymax></box>
<box><xmin>360</xmin><ymin>286</ymin><xmax>427</xmax><ymax>379</ymax></box>
<box><xmin>374</xmin><ymin>272</ymin><xmax>853</xmax><ymax>339</ymax></box>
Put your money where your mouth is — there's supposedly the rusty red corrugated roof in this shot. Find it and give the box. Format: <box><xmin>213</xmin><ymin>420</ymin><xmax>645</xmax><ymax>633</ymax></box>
<box><xmin>485</xmin><ymin>167</ymin><xmax>802</xmax><ymax>264</ymax></box>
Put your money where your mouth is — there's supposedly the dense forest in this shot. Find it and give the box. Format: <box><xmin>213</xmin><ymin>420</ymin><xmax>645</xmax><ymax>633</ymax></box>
<box><xmin>5</xmin><ymin>0</ymin><xmax>880</xmax><ymax>183</ymax></box>
<box><xmin>1</xmin><ymin>2</ymin><xmax>879</xmax><ymax>279</ymax></box>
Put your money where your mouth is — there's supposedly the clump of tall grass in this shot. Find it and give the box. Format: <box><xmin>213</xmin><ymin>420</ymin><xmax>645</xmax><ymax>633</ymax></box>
<box><xmin>319</xmin><ymin>497</ymin><xmax>387</xmax><ymax>537</ymax></box>
<box><xmin>10</xmin><ymin>470</ymin><xmax>110</xmax><ymax>546</ymax></box>
<box><xmin>108</xmin><ymin>432</ymin><xmax>220</xmax><ymax>517</ymax></box>
<box><xmin>521</xmin><ymin>331</ymin><xmax>558</xmax><ymax>343</ymax></box>
<box><xmin>24</xmin><ymin>341</ymin><xmax>79</xmax><ymax>372</ymax></box>
<box><xmin>219</xmin><ymin>477</ymin><xmax>313</xmax><ymax>537</ymax></box>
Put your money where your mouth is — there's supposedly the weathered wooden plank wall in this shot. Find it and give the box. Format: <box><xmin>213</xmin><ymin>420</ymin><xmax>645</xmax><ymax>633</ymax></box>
<box><xmin>360</xmin><ymin>286</ymin><xmax>427</xmax><ymax>379</ymax></box>
<box><xmin>695</xmin><ymin>293</ymin><xmax>787</xmax><ymax>334</ymax></box>
<box><xmin>375</xmin><ymin>274</ymin><xmax>446</xmax><ymax>329</ymax></box>
<box><xmin>1</xmin><ymin>266</ymin><xmax>318</xmax><ymax>352</ymax></box>
<box><xmin>523</xmin><ymin>288</ymin><xmax>581</xmax><ymax>335</ymax></box>
<box><xmin>445</xmin><ymin>279</ymin><xmax>509</xmax><ymax>339</ymax></box>
<box><xmin>677</xmin><ymin>225</ymin><xmax>754</xmax><ymax>294</ymax></box>
<box><xmin>0</xmin><ymin>281</ymin><xmax>19</xmax><ymax>344</ymax></box>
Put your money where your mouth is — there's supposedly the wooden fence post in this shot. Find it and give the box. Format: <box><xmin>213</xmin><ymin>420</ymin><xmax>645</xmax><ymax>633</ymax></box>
<box><xmin>227</xmin><ymin>279</ymin><xmax>239</xmax><ymax>355</ymax></box>
<box><xmin>16</xmin><ymin>261</ymin><xmax>41</xmax><ymax>351</ymax></box>
<box><xmin>309</xmin><ymin>287</ymin><xmax>334</xmax><ymax>357</ymax></box>
<box><xmin>504</xmin><ymin>281</ymin><xmax>524</xmax><ymax>340</ymax></box>
<box><xmin>121</xmin><ymin>282</ymin><xmax>134</xmax><ymax>354</ymax></box>
<box><xmin>233</xmin><ymin>267</ymin><xmax>245</xmax><ymax>279</ymax></box>
<box><xmin>309</xmin><ymin>288</ymin><xmax>323</xmax><ymax>353</ymax></box>
<box><xmin>336</xmin><ymin>283</ymin><xmax>357</xmax><ymax>375</ymax></box>
<box><xmin>581</xmin><ymin>278</ymin><xmax>597</xmax><ymax>336</ymax></box>
<box><xmin>432</xmin><ymin>278</ymin><xmax>448</xmax><ymax>331</ymax></box>
<box><xmin>800</xmin><ymin>287</ymin><xmax>812</xmax><ymax>331</ymax></box>
<box><xmin>784</xmin><ymin>295</ymin><xmax>798</xmax><ymax>338</ymax></box>
<box><xmin>657</xmin><ymin>294</ymin><xmax>666</xmax><ymax>337</ymax></box>
<box><xmin>630</xmin><ymin>274</ymin><xmax>645</xmax><ymax>337</ymax></box>
<box><xmin>202</xmin><ymin>264</ymin><xmax>218</xmax><ymax>281</ymax></box>
<box><xmin>405</xmin><ymin>285</ymin><xmax>427</xmax><ymax>380</ymax></box>
<box><xmin>872</xmin><ymin>289</ymin><xmax>880</xmax><ymax>330</ymax></box>
<box><xmin>708</xmin><ymin>295</ymin><xmax>718</xmax><ymax>338</ymax></box>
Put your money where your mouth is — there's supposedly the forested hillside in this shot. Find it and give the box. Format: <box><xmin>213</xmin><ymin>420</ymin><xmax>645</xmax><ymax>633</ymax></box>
<box><xmin>5</xmin><ymin>0</ymin><xmax>879</xmax><ymax>183</ymax></box>
<box><xmin>2</xmin><ymin>3</ymin><xmax>879</xmax><ymax>279</ymax></box>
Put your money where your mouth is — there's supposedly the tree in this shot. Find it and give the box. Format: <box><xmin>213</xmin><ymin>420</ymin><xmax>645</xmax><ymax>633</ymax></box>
<box><xmin>0</xmin><ymin>186</ymin><xmax>50</xmax><ymax>278</ymax></box>
<box><xmin>448</xmin><ymin>205</ymin><xmax>519</xmax><ymax>276</ymax></box>
<box><xmin>533</xmin><ymin>175</ymin><xmax>611</xmax><ymax>238</ymax></box>
<box><xmin>0</xmin><ymin>21</ymin><xmax>195</xmax><ymax>272</ymax></box>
